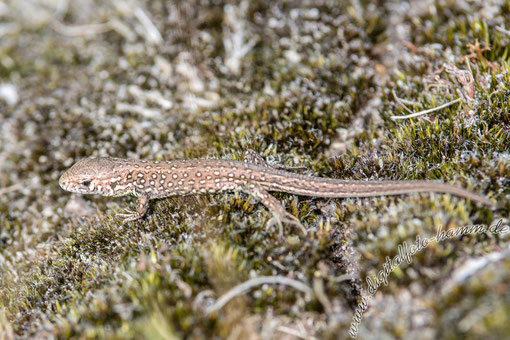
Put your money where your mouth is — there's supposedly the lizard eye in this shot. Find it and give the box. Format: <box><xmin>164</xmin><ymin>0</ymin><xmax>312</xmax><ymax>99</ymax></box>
<box><xmin>81</xmin><ymin>180</ymin><xmax>91</xmax><ymax>187</ymax></box>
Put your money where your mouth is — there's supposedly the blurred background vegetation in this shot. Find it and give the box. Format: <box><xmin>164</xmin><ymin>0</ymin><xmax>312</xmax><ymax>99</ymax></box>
<box><xmin>0</xmin><ymin>0</ymin><xmax>509</xmax><ymax>339</ymax></box>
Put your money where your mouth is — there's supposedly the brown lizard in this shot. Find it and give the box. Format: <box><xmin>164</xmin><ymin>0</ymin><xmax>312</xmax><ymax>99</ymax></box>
<box><xmin>59</xmin><ymin>150</ymin><xmax>494</xmax><ymax>227</ymax></box>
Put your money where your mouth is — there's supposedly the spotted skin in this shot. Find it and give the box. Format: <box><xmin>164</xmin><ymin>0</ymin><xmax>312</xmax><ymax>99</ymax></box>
<box><xmin>59</xmin><ymin>150</ymin><xmax>493</xmax><ymax>227</ymax></box>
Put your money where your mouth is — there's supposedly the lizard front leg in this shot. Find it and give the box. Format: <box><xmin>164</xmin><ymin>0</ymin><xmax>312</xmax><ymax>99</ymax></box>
<box><xmin>117</xmin><ymin>194</ymin><xmax>149</xmax><ymax>225</ymax></box>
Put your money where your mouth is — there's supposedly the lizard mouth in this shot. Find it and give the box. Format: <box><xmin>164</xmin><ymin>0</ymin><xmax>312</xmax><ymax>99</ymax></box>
<box><xmin>58</xmin><ymin>174</ymin><xmax>70</xmax><ymax>191</ymax></box>
<box><xmin>58</xmin><ymin>172</ymin><xmax>80</xmax><ymax>192</ymax></box>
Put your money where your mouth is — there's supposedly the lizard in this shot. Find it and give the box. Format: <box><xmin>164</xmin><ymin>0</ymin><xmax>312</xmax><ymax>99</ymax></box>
<box><xmin>59</xmin><ymin>150</ymin><xmax>494</xmax><ymax>228</ymax></box>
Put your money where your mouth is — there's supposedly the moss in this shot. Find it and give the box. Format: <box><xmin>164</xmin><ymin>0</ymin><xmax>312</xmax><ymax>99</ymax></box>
<box><xmin>0</xmin><ymin>0</ymin><xmax>509</xmax><ymax>339</ymax></box>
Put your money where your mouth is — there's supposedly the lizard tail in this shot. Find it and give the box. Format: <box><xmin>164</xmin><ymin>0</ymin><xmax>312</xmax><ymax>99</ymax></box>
<box><xmin>261</xmin><ymin>172</ymin><xmax>494</xmax><ymax>206</ymax></box>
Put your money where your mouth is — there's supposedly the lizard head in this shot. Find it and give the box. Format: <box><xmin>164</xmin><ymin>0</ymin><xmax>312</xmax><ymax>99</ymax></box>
<box><xmin>59</xmin><ymin>157</ymin><xmax>124</xmax><ymax>196</ymax></box>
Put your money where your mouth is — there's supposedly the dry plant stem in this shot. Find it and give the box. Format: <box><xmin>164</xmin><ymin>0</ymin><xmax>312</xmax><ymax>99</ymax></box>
<box><xmin>390</xmin><ymin>98</ymin><xmax>462</xmax><ymax>120</ymax></box>
<box><xmin>277</xmin><ymin>326</ymin><xmax>314</xmax><ymax>340</ymax></box>
<box><xmin>496</xmin><ymin>26</ymin><xmax>510</xmax><ymax>36</ymax></box>
<box><xmin>392</xmin><ymin>89</ymin><xmax>419</xmax><ymax>115</ymax></box>
<box><xmin>51</xmin><ymin>21</ymin><xmax>112</xmax><ymax>36</ymax></box>
<box><xmin>0</xmin><ymin>183</ymin><xmax>22</xmax><ymax>195</ymax></box>
<box><xmin>205</xmin><ymin>275</ymin><xmax>313</xmax><ymax>314</ymax></box>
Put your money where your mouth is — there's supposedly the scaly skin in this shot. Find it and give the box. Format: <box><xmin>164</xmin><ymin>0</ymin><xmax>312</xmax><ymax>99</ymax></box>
<box><xmin>59</xmin><ymin>150</ymin><xmax>494</xmax><ymax>228</ymax></box>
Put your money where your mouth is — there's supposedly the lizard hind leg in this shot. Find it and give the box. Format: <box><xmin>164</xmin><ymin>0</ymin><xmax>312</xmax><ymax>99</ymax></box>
<box><xmin>266</xmin><ymin>212</ymin><xmax>307</xmax><ymax>236</ymax></box>
<box><xmin>243</xmin><ymin>149</ymin><xmax>307</xmax><ymax>171</ymax></box>
<box><xmin>244</xmin><ymin>149</ymin><xmax>271</xmax><ymax>167</ymax></box>
<box><xmin>246</xmin><ymin>184</ymin><xmax>307</xmax><ymax>235</ymax></box>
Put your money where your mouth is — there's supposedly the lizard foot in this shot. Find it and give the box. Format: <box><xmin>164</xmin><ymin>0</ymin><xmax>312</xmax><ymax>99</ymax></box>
<box><xmin>267</xmin><ymin>212</ymin><xmax>307</xmax><ymax>236</ymax></box>
<box><xmin>117</xmin><ymin>209</ymin><xmax>142</xmax><ymax>225</ymax></box>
